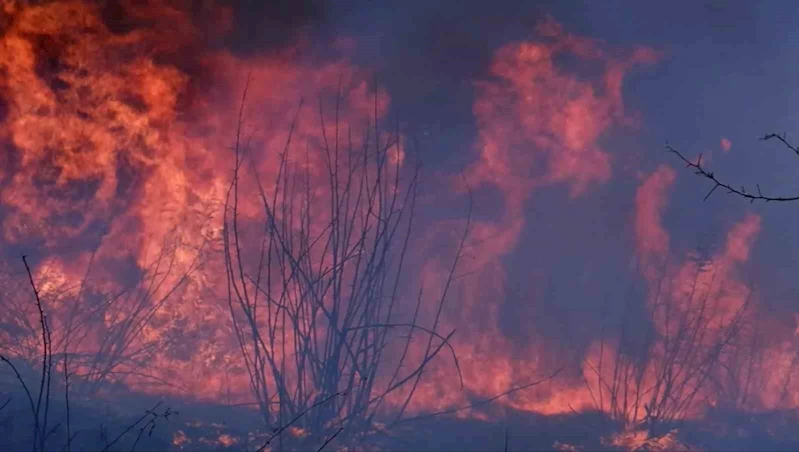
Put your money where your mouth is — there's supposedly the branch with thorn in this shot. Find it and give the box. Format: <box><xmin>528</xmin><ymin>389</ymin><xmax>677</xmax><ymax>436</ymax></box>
<box><xmin>667</xmin><ymin>140</ymin><xmax>799</xmax><ymax>203</ymax></box>
<box><xmin>761</xmin><ymin>132</ymin><xmax>799</xmax><ymax>156</ymax></box>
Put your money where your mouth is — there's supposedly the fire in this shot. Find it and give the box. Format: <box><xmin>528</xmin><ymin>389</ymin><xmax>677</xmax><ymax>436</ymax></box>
<box><xmin>634</xmin><ymin>165</ymin><xmax>676</xmax><ymax>281</ymax></box>
<box><xmin>594</xmin><ymin>164</ymin><xmax>799</xmax><ymax>426</ymax></box>
<box><xmin>0</xmin><ymin>0</ymin><xmax>390</xmax><ymax>403</ymax></box>
<box><xmin>1</xmin><ymin>1</ymin><xmax>798</xmax><ymax>445</ymax></box>
<box><xmin>404</xmin><ymin>14</ymin><xmax>658</xmax><ymax>417</ymax></box>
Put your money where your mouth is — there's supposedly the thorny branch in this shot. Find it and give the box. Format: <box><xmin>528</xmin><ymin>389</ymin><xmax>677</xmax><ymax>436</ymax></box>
<box><xmin>667</xmin><ymin>133</ymin><xmax>799</xmax><ymax>203</ymax></box>
<box><xmin>761</xmin><ymin>132</ymin><xmax>799</xmax><ymax>156</ymax></box>
<box><xmin>22</xmin><ymin>254</ymin><xmax>54</xmax><ymax>452</ymax></box>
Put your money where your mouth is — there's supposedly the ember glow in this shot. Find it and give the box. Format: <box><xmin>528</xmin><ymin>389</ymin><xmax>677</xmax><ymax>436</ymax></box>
<box><xmin>3</xmin><ymin>1</ymin><xmax>799</xmax><ymax>450</ymax></box>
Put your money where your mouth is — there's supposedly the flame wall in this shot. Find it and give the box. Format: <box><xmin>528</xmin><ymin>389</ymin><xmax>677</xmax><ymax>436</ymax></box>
<box><xmin>1</xmin><ymin>0</ymin><xmax>798</xmax><ymax>423</ymax></box>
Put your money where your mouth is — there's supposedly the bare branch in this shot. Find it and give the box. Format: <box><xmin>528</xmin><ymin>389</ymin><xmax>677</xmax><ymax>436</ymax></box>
<box><xmin>0</xmin><ymin>356</ymin><xmax>36</xmax><ymax>426</ymax></box>
<box><xmin>100</xmin><ymin>401</ymin><xmax>165</xmax><ymax>452</ymax></box>
<box><xmin>256</xmin><ymin>392</ymin><xmax>345</xmax><ymax>452</ymax></box>
<box><xmin>761</xmin><ymin>132</ymin><xmax>799</xmax><ymax>157</ymax></box>
<box><xmin>667</xmin><ymin>143</ymin><xmax>799</xmax><ymax>202</ymax></box>
<box><xmin>317</xmin><ymin>426</ymin><xmax>344</xmax><ymax>451</ymax></box>
<box><xmin>395</xmin><ymin>367</ymin><xmax>564</xmax><ymax>424</ymax></box>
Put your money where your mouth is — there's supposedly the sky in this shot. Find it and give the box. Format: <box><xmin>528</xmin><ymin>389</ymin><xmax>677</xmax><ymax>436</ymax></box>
<box><xmin>4</xmin><ymin>0</ymin><xmax>799</xmax><ymax>421</ymax></box>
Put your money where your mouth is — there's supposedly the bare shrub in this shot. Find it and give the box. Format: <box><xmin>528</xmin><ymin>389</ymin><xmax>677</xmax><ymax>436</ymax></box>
<box><xmin>223</xmin><ymin>82</ymin><xmax>468</xmax><ymax>448</ymax></box>
<box><xmin>584</xmin><ymin>257</ymin><xmax>754</xmax><ymax>437</ymax></box>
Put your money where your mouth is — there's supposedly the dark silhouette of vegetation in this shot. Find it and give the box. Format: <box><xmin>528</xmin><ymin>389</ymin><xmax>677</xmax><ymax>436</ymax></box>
<box><xmin>584</xmin><ymin>259</ymin><xmax>755</xmax><ymax>438</ymax></box>
<box><xmin>668</xmin><ymin>133</ymin><xmax>799</xmax><ymax>203</ymax></box>
<box><xmin>1</xmin><ymin>256</ymin><xmax>183</xmax><ymax>451</ymax></box>
<box><xmin>0</xmin><ymin>255</ymin><xmax>53</xmax><ymax>452</ymax></box>
<box><xmin>223</xmin><ymin>76</ymin><xmax>470</xmax><ymax>449</ymax></box>
<box><xmin>99</xmin><ymin>402</ymin><xmax>175</xmax><ymax>452</ymax></box>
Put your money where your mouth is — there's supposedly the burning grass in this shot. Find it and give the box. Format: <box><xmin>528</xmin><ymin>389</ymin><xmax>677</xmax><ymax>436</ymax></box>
<box><xmin>2</xmin><ymin>1</ymin><xmax>799</xmax><ymax>450</ymax></box>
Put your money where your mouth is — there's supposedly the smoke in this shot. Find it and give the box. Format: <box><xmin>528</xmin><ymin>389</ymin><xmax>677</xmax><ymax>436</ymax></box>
<box><xmin>2</xmin><ymin>2</ymin><xmax>799</xmax><ymax>443</ymax></box>
<box><xmin>721</xmin><ymin>137</ymin><xmax>732</xmax><ymax>152</ymax></box>
<box><xmin>634</xmin><ymin>165</ymin><xmax>676</xmax><ymax>281</ymax></box>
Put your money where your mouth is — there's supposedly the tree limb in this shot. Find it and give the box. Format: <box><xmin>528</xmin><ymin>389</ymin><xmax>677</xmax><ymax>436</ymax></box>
<box><xmin>666</xmin><ymin>143</ymin><xmax>799</xmax><ymax>203</ymax></box>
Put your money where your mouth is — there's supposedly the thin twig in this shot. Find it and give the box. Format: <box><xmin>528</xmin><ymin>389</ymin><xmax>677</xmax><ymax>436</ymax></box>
<box><xmin>64</xmin><ymin>352</ymin><xmax>71</xmax><ymax>452</ymax></box>
<box><xmin>761</xmin><ymin>132</ymin><xmax>799</xmax><ymax>156</ymax></box>
<box><xmin>256</xmin><ymin>392</ymin><xmax>344</xmax><ymax>452</ymax></box>
<box><xmin>317</xmin><ymin>427</ymin><xmax>344</xmax><ymax>452</ymax></box>
<box><xmin>100</xmin><ymin>401</ymin><xmax>163</xmax><ymax>452</ymax></box>
<box><xmin>19</xmin><ymin>254</ymin><xmax>51</xmax><ymax>452</ymax></box>
<box><xmin>0</xmin><ymin>356</ymin><xmax>37</xmax><ymax>426</ymax></box>
<box><xmin>667</xmin><ymin>140</ymin><xmax>799</xmax><ymax>203</ymax></box>
<box><xmin>396</xmin><ymin>367</ymin><xmax>564</xmax><ymax>424</ymax></box>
